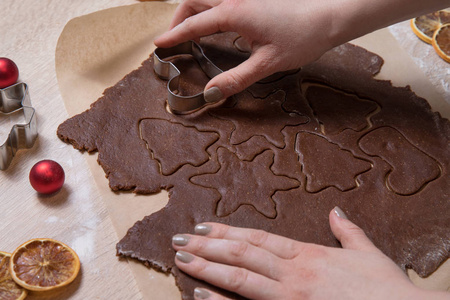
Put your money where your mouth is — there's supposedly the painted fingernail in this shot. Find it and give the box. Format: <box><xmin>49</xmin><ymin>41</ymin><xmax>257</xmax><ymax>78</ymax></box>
<box><xmin>204</xmin><ymin>87</ymin><xmax>223</xmax><ymax>103</ymax></box>
<box><xmin>234</xmin><ymin>36</ymin><xmax>252</xmax><ymax>53</ymax></box>
<box><xmin>334</xmin><ymin>206</ymin><xmax>348</xmax><ymax>220</ymax></box>
<box><xmin>176</xmin><ymin>251</ymin><xmax>195</xmax><ymax>263</ymax></box>
<box><xmin>194</xmin><ymin>287</ymin><xmax>211</xmax><ymax>299</ymax></box>
<box><xmin>172</xmin><ymin>234</ymin><xmax>190</xmax><ymax>246</ymax></box>
<box><xmin>195</xmin><ymin>223</ymin><xmax>212</xmax><ymax>236</ymax></box>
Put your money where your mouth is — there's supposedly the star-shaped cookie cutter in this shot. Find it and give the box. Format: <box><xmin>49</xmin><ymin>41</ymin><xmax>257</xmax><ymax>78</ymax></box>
<box><xmin>153</xmin><ymin>41</ymin><xmax>223</xmax><ymax>114</ymax></box>
<box><xmin>0</xmin><ymin>82</ymin><xmax>37</xmax><ymax>170</ymax></box>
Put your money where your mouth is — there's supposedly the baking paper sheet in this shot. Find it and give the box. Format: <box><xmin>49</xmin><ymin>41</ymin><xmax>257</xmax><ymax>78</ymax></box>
<box><xmin>55</xmin><ymin>3</ymin><xmax>449</xmax><ymax>298</ymax></box>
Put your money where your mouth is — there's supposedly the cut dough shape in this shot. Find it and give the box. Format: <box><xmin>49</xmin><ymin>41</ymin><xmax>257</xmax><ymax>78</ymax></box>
<box><xmin>190</xmin><ymin>148</ymin><xmax>300</xmax><ymax>218</ymax></box>
<box><xmin>234</xmin><ymin>135</ymin><xmax>274</xmax><ymax>161</ymax></box>
<box><xmin>296</xmin><ymin>132</ymin><xmax>372</xmax><ymax>192</ymax></box>
<box><xmin>359</xmin><ymin>126</ymin><xmax>441</xmax><ymax>195</ymax></box>
<box><xmin>304</xmin><ymin>84</ymin><xmax>379</xmax><ymax>135</ymax></box>
<box><xmin>139</xmin><ymin>118</ymin><xmax>219</xmax><ymax>175</ymax></box>
<box><xmin>211</xmin><ymin>90</ymin><xmax>309</xmax><ymax>148</ymax></box>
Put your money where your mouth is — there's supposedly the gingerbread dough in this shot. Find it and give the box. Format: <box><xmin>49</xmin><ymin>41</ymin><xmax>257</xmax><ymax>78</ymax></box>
<box><xmin>57</xmin><ymin>33</ymin><xmax>450</xmax><ymax>300</ymax></box>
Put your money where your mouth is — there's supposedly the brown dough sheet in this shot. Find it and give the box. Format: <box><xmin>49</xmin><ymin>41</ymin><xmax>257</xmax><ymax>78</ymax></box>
<box><xmin>57</xmin><ymin>32</ymin><xmax>450</xmax><ymax>300</ymax></box>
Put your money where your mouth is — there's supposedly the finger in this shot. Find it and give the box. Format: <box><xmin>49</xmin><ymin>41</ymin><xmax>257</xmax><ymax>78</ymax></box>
<box><xmin>172</xmin><ymin>234</ymin><xmax>283</xmax><ymax>280</ymax></box>
<box><xmin>204</xmin><ymin>48</ymin><xmax>279</xmax><ymax>101</ymax></box>
<box><xmin>175</xmin><ymin>251</ymin><xmax>282</xmax><ymax>300</ymax></box>
<box><xmin>234</xmin><ymin>36</ymin><xmax>252</xmax><ymax>53</ymax></box>
<box><xmin>194</xmin><ymin>288</ymin><xmax>231</xmax><ymax>300</ymax></box>
<box><xmin>193</xmin><ymin>222</ymin><xmax>302</xmax><ymax>260</ymax></box>
<box><xmin>155</xmin><ymin>6</ymin><xmax>227</xmax><ymax>48</ymax></box>
<box><xmin>168</xmin><ymin>0</ymin><xmax>224</xmax><ymax>29</ymax></box>
<box><xmin>329</xmin><ymin>206</ymin><xmax>381</xmax><ymax>253</ymax></box>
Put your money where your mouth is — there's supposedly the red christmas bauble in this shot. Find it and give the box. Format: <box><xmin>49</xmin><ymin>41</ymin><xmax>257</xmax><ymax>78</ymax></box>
<box><xmin>0</xmin><ymin>57</ymin><xmax>19</xmax><ymax>89</ymax></box>
<box><xmin>29</xmin><ymin>160</ymin><xmax>65</xmax><ymax>195</ymax></box>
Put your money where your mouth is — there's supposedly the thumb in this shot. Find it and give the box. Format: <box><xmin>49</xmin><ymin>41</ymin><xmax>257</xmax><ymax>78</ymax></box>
<box><xmin>329</xmin><ymin>206</ymin><xmax>381</xmax><ymax>254</ymax></box>
<box><xmin>204</xmin><ymin>50</ymin><xmax>276</xmax><ymax>102</ymax></box>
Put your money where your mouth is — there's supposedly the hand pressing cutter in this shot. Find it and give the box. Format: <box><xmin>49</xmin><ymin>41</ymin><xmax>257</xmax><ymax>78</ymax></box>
<box><xmin>153</xmin><ymin>41</ymin><xmax>223</xmax><ymax>114</ymax></box>
<box><xmin>0</xmin><ymin>82</ymin><xmax>37</xmax><ymax>170</ymax></box>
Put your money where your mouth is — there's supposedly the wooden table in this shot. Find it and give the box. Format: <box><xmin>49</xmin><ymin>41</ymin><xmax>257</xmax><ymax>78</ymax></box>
<box><xmin>1</xmin><ymin>1</ymin><xmax>142</xmax><ymax>299</ymax></box>
<box><xmin>1</xmin><ymin>1</ymin><xmax>448</xmax><ymax>299</ymax></box>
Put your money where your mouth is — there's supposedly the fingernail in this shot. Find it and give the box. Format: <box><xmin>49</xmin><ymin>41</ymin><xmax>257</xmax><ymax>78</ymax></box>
<box><xmin>195</xmin><ymin>223</ymin><xmax>212</xmax><ymax>236</ymax></box>
<box><xmin>334</xmin><ymin>206</ymin><xmax>348</xmax><ymax>220</ymax></box>
<box><xmin>204</xmin><ymin>87</ymin><xmax>223</xmax><ymax>103</ymax></box>
<box><xmin>234</xmin><ymin>37</ymin><xmax>252</xmax><ymax>53</ymax></box>
<box><xmin>172</xmin><ymin>234</ymin><xmax>190</xmax><ymax>246</ymax></box>
<box><xmin>194</xmin><ymin>287</ymin><xmax>211</xmax><ymax>299</ymax></box>
<box><xmin>176</xmin><ymin>251</ymin><xmax>195</xmax><ymax>263</ymax></box>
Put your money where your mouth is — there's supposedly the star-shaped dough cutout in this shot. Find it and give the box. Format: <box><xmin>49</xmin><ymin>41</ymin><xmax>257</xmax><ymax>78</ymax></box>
<box><xmin>190</xmin><ymin>147</ymin><xmax>300</xmax><ymax>218</ymax></box>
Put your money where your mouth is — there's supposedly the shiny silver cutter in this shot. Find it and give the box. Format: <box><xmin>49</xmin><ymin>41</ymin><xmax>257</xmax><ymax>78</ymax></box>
<box><xmin>153</xmin><ymin>41</ymin><xmax>223</xmax><ymax>114</ymax></box>
<box><xmin>0</xmin><ymin>82</ymin><xmax>37</xmax><ymax>170</ymax></box>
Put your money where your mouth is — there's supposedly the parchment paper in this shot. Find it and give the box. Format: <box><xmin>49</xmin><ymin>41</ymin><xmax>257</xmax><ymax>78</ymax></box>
<box><xmin>55</xmin><ymin>2</ymin><xmax>450</xmax><ymax>298</ymax></box>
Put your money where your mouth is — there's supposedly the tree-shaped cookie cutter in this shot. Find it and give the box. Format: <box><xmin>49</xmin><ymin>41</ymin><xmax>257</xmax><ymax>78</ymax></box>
<box><xmin>0</xmin><ymin>82</ymin><xmax>37</xmax><ymax>170</ymax></box>
<box><xmin>153</xmin><ymin>41</ymin><xmax>223</xmax><ymax>114</ymax></box>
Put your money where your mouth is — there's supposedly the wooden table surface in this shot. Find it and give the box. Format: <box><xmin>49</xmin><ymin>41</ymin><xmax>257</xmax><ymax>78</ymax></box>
<box><xmin>1</xmin><ymin>1</ymin><xmax>142</xmax><ymax>299</ymax></box>
<box><xmin>0</xmin><ymin>1</ymin><xmax>448</xmax><ymax>299</ymax></box>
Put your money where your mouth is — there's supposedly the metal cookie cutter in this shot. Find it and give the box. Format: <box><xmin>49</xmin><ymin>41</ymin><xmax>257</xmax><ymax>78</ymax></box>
<box><xmin>153</xmin><ymin>41</ymin><xmax>223</xmax><ymax>114</ymax></box>
<box><xmin>0</xmin><ymin>82</ymin><xmax>37</xmax><ymax>170</ymax></box>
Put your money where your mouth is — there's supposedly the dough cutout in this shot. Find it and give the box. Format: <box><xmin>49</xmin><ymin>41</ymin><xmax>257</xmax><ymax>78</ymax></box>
<box><xmin>211</xmin><ymin>90</ymin><xmax>309</xmax><ymax>148</ymax></box>
<box><xmin>359</xmin><ymin>126</ymin><xmax>442</xmax><ymax>195</ymax></box>
<box><xmin>139</xmin><ymin>118</ymin><xmax>219</xmax><ymax>175</ymax></box>
<box><xmin>190</xmin><ymin>147</ymin><xmax>300</xmax><ymax>218</ymax></box>
<box><xmin>296</xmin><ymin>132</ymin><xmax>372</xmax><ymax>192</ymax></box>
<box><xmin>303</xmin><ymin>83</ymin><xmax>380</xmax><ymax>135</ymax></box>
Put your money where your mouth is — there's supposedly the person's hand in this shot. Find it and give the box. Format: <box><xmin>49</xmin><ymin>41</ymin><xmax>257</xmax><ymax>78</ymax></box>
<box><xmin>155</xmin><ymin>0</ymin><xmax>337</xmax><ymax>102</ymax></box>
<box><xmin>154</xmin><ymin>0</ymin><xmax>447</xmax><ymax>103</ymax></box>
<box><xmin>172</xmin><ymin>207</ymin><xmax>449</xmax><ymax>300</ymax></box>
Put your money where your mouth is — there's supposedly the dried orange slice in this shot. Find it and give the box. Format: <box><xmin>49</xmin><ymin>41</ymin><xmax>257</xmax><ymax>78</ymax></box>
<box><xmin>9</xmin><ymin>239</ymin><xmax>80</xmax><ymax>292</ymax></box>
<box><xmin>410</xmin><ymin>10</ymin><xmax>450</xmax><ymax>44</ymax></box>
<box><xmin>432</xmin><ymin>23</ymin><xmax>450</xmax><ymax>63</ymax></box>
<box><xmin>0</xmin><ymin>251</ymin><xmax>27</xmax><ymax>300</ymax></box>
